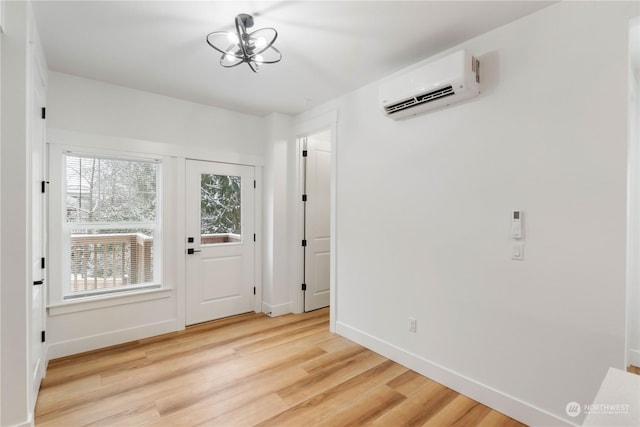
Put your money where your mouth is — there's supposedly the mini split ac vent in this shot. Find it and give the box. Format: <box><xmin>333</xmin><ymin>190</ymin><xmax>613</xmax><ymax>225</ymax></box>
<box><xmin>383</xmin><ymin>86</ymin><xmax>454</xmax><ymax>115</ymax></box>
<box><xmin>379</xmin><ymin>50</ymin><xmax>480</xmax><ymax>120</ymax></box>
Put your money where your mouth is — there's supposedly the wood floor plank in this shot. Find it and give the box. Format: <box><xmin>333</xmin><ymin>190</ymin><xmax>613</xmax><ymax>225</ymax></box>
<box><xmin>34</xmin><ymin>374</ymin><xmax>102</xmax><ymax>410</ymax></box>
<box><xmin>154</xmin><ymin>347</ymin><xmax>326</xmax><ymax>416</ymax></box>
<box><xmin>421</xmin><ymin>394</ymin><xmax>492</xmax><ymax>427</ymax></box>
<box><xmin>318</xmin><ymin>384</ymin><xmax>407</xmax><ymax>426</ymax></box>
<box><xmin>200</xmin><ymin>393</ymin><xmax>290</xmax><ymax>427</ymax></box>
<box><xmin>256</xmin><ymin>360</ymin><xmax>406</xmax><ymax>427</ymax></box>
<box><xmin>35</xmin><ymin>308</ymin><xmax>527</xmax><ymax>427</ymax></box>
<box><xmin>371</xmin><ymin>379</ymin><xmax>460</xmax><ymax>426</ymax></box>
<box><xmin>275</xmin><ymin>347</ymin><xmax>387</xmax><ymax>405</ymax></box>
<box><xmin>36</xmin><ymin>348</ymin><xmax>239</xmax><ymax>419</ymax></box>
<box><xmin>301</xmin><ymin>342</ymin><xmax>368</xmax><ymax>374</ymax></box>
<box><xmin>147</xmin><ymin>370</ymin><xmax>301</xmax><ymax>426</ymax></box>
<box><xmin>41</xmin><ymin>349</ymin><xmax>148</xmax><ymax>387</ymax></box>
<box><xmin>88</xmin><ymin>402</ymin><xmax>162</xmax><ymax>427</ymax></box>
<box><xmin>152</xmin><ymin>366</ymin><xmax>304</xmax><ymax>427</ymax></box>
<box><xmin>476</xmin><ymin>410</ymin><xmax>528</xmax><ymax>427</ymax></box>
<box><xmin>387</xmin><ymin>369</ymin><xmax>432</xmax><ymax>397</ymax></box>
<box><xmin>232</xmin><ymin>316</ymin><xmax>330</xmax><ymax>354</ymax></box>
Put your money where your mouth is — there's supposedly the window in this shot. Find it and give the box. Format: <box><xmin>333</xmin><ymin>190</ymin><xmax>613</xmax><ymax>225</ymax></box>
<box><xmin>200</xmin><ymin>173</ymin><xmax>242</xmax><ymax>245</ymax></box>
<box><xmin>61</xmin><ymin>152</ymin><xmax>161</xmax><ymax>299</ymax></box>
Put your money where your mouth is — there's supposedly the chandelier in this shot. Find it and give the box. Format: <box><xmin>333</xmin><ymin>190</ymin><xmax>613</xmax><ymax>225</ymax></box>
<box><xmin>206</xmin><ymin>13</ymin><xmax>282</xmax><ymax>73</ymax></box>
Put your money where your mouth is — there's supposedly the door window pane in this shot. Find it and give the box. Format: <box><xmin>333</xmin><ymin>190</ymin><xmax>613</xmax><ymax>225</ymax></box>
<box><xmin>200</xmin><ymin>174</ymin><xmax>241</xmax><ymax>245</ymax></box>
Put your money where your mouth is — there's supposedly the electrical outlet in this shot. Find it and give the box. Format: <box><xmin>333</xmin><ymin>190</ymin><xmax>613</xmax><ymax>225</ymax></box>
<box><xmin>408</xmin><ymin>317</ymin><xmax>417</xmax><ymax>333</ymax></box>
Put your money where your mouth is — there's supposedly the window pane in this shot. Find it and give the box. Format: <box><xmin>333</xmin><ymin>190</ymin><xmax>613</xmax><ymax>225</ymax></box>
<box><xmin>62</xmin><ymin>152</ymin><xmax>160</xmax><ymax>299</ymax></box>
<box><xmin>200</xmin><ymin>174</ymin><xmax>241</xmax><ymax>245</ymax></box>
<box><xmin>69</xmin><ymin>228</ymin><xmax>154</xmax><ymax>293</ymax></box>
<box><xmin>66</xmin><ymin>155</ymin><xmax>157</xmax><ymax>223</ymax></box>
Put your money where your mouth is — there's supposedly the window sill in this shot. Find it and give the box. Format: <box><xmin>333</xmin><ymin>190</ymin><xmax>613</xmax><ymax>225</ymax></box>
<box><xmin>48</xmin><ymin>287</ymin><xmax>172</xmax><ymax>316</ymax></box>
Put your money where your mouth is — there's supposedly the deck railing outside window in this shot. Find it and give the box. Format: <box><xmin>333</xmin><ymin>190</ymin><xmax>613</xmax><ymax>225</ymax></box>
<box><xmin>201</xmin><ymin>233</ymin><xmax>241</xmax><ymax>245</ymax></box>
<box><xmin>70</xmin><ymin>232</ymin><xmax>153</xmax><ymax>292</ymax></box>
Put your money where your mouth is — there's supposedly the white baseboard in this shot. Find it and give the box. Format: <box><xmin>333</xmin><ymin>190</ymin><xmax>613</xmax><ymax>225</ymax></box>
<box><xmin>47</xmin><ymin>319</ymin><xmax>178</xmax><ymax>360</ymax></box>
<box><xmin>262</xmin><ymin>301</ymin><xmax>291</xmax><ymax>317</ymax></box>
<box><xmin>335</xmin><ymin>321</ymin><xmax>572</xmax><ymax>427</ymax></box>
<box><xmin>629</xmin><ymin>348</ymin><xmax>640</xmax><ymax>367</ymax></box>
<box><xmin>14</xmin><ymin>417</ymin><xmax>33</xmax><ymax>427</ymax></box>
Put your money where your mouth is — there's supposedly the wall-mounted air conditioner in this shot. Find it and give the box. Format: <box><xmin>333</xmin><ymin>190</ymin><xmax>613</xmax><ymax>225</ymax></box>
<box><xmin>379</xmin><ymin>50</ymin><xmax>480</xmax><ymax>120</ymax></box>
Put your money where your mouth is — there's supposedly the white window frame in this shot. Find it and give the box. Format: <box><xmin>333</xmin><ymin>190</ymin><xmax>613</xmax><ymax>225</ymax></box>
<box><xmin>48</xmin><ymin>144</ymin><xmax>169</xmax><ymax>314</ymax></box>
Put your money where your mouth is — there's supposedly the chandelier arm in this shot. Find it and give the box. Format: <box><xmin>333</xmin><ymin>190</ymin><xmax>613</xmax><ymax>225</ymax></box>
<box><xmin>247</xmin><ymin>28</ymin><xmax>279</xmax><ymax>57</ymax></box>
<box><xmin>254</xmin><ymin>46</ymin><xmax>282</xmax><ymax>64</ymax></box>
<box><xmin>220</xmin><ymin>57</ymin><xmax>245</xmax><ymax>68</ymax></box>
<box><xmin>247</xmin><ymin>61</ymin><xmax>259</xmax><ymax>73</ymax></box>
<box><xmin>206</xmin><ymin>32</ymin><xmax>237</xmax><ymax>55</ymax></box>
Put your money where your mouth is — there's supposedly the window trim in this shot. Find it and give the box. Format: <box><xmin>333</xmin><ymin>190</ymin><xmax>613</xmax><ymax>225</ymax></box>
<box><xmin>48</xmin><ymin>287</ymin><xmax>171</xmax><ymax>316</ymax></box>
<box><xmin>48</xmin><ymin>144</ymin><xmax>166</xmax><ymax>309</ymax></box>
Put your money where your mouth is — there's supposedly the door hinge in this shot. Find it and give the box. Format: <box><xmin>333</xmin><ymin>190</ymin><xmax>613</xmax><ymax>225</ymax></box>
<box><xmin>302</xmin><ymin>150</ymin><xmax>308</xmax><ymax>157</ymax></box>
<box><xmin>301</xmin><ymin>239</ymin><xmax>307</xmax><ymax>247</ymax></box>
<box><xmin>253</xmin><ymin>286</ymin><xmax>256</xmax><ymax>295</ymax></box>
<box><xmin>41</xmin><ymin>180</ymin><xmax>49</xmax><ymax>193</ymax></box>
<box><xmin>41</xmin><ymin>107</ymin><xmax>46</xmax><ymax>120</ymax></box>
<box><xmin>33</xmin><ymin>280</ymin><xmax>44</xmax><ymax>286</ymax></box>
<box><xmin>41</xmin><ymin>330</ymin><xmax>46</xmax><ymax>343</ymax></box>
<box><xmin>302</xmin><ymin>194</ymin><xmax>307</xmax><ymax>202</ymax></box>
<box><xmin>253</xmin><ymin>180</ymin><xmax>256</xmax><ymax>189</ymax></box>
<box><xmin>253</xmin><ymin>234</ymin><xmax>256</xmax><ymax>242</ymax></box>
<box><xmin>301</xmin><ymin>283</ymin><xmax>307</xmax><ymax>291</ymax></box>
<box><xmin>41</xmin><ymin>257</ymin><xmax>46</xmax><ymax>269</ymax></box>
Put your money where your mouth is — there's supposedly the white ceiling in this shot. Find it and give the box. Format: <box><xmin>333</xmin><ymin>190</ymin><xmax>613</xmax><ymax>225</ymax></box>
<box><xmin>33</xmin><ymin>1</ymin><xmax>554</xmax><ymax>116</ymax></box>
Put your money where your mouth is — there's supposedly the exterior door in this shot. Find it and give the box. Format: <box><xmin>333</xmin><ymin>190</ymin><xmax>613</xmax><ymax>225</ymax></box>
<box><xmin>303</xmin><ymin>132</ymin><xmax>331</xmax><ymax>311</ymax></box>
<box><xmin>185</xmin><ymin>160</ymin><xmax>255</xmax><ymax>325</ymax></box>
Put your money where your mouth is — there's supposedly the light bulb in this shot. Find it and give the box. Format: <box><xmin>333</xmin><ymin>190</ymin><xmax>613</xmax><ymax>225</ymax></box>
<box><xmin>254</xmin><ymin>54</ymin><xmax>264</xmax><ymax>63</ymax></box>
<box><xmin>226</xmin><ymin>32</ymin><xmax>239</xmax><ymax>44</ymax></box>
<box><xmin>254</xmin><ymin>37</ymin><xmax>267</xmax><ymax>49</ymax></box>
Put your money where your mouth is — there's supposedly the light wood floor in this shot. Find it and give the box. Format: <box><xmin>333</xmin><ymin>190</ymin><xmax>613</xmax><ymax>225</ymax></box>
<box><xmin>36</xmin><ymin>308</ymin><xmax>526</xmax><ymax>426</ymax></box>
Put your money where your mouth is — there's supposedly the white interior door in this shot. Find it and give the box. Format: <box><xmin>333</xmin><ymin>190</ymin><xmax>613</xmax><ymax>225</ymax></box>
<box><xmin>30</xmin><ymin>57</ymin><xmax>47</xmax><ymax>401</ymax></box>
<box><xmin>185</xmin><ymin>160</ymin><xmax>255</xmax><ymax>325</ymax></box>
<box><xmin>303</xmin><ymin>131</ymin><xmax>331</xmax><ymax>311</ymax></box>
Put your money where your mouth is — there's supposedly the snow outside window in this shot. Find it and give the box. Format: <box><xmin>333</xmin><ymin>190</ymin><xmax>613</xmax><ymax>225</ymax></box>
<box><xmin>62</xmin><ymin>153</ymin><xmax>161</xmax><ymax>299</ymax></box>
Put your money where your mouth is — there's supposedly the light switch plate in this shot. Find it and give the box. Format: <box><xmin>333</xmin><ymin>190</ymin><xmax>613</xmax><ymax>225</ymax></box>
<box><xmin>512</xmin><ymin>242</ymin><xmax>524</xmax><ymax>260</ymax></box>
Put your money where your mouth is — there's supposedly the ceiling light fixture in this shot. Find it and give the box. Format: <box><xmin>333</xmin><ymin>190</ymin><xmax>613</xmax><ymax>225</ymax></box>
<box><xmin>206</xmin><ymin>13</ymin><xmax>282</xmax><ymax>73</ymax></box>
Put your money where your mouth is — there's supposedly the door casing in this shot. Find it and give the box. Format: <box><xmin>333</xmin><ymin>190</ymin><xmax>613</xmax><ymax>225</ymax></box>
<box><xmin>301</xmin><ymin>132</ymin><xmax>331</xmax><ymax>312</ymax></box>
<box><xmin>293</xmin><ymin>110</ymin><xmax>338</xmax><ymax>331</ymax></box>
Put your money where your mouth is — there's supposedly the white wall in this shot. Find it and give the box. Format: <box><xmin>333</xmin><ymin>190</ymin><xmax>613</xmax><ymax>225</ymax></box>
<box><xmin>48</xmin><ymin>72</ymin><xmax>265</xmax><ymax>157</ymax></box>
<box><xmin>262</xmin><ymin>113</ymin><xmax>295</xmax><ymax>316</ymax></box>
<box><xmin>46</xmin><ymin>72</ymin><xmax>267</xmax><ymax>358</ymax></box>
<box><xmin>296</xmin><ymin>2</ymin><xmax>638</xmax><ymax>425</ymax></box>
